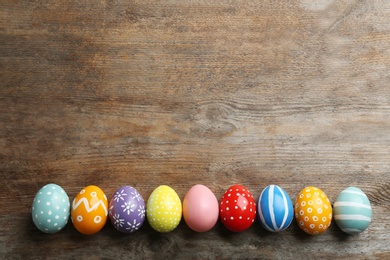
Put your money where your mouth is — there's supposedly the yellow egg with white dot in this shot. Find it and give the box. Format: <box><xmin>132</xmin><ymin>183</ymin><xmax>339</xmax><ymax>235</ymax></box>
<box><xmin>147</xmin><ymin>185</ymin><xmax>182</xmax><ymax>232</ymax></box>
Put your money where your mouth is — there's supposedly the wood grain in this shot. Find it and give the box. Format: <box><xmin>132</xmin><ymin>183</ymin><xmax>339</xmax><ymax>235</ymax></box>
<box><xmin>1</xmin><ymin>0</ymin><xmax>390</xmax><ymax>259</ymax></box>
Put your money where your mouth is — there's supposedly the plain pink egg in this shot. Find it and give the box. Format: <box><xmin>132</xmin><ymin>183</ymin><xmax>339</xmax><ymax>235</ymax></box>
<box><xmin>183</xmin><ymin>184</ymin><xmax>219</xmax><ymax>232</ymax></box>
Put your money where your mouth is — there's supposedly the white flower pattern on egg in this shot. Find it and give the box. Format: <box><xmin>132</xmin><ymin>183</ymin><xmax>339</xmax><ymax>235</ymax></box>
<box><xmin>109</xmin><ymin>186</ymin><xmax>146</xmax><ymax>234</ymax></box>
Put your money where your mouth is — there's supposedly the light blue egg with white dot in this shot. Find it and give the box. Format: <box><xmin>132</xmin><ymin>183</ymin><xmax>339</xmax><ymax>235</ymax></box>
<box><xmin>32</xmin><ymin>184</ymin><xmax>70</xmax><ymax>233</ymax></box>
<box><xmin>334</xmin><ymin>187</ymin><xmax>372</xmax><ymax>234</ymax></box>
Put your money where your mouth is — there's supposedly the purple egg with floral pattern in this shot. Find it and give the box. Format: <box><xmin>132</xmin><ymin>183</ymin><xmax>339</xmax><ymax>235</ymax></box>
<box><xmin>109</xmin><ymin>186</ymin><xmax>146</xmax><ymax>233</ymax></box>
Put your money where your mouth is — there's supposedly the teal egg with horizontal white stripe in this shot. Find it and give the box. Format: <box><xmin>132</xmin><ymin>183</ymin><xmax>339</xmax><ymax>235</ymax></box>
<box><xmin>257</xmin><ymin>185</ymin><xmax>294</xmax><ymax>232</ymax></box>
<box><xmin>334</xmin><ymin>187</ymin><xmax>372</xmax><ymax>234</ymax></box>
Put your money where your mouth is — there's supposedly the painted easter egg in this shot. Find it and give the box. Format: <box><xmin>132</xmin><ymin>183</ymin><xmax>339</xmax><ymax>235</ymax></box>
<box><xmin>294</xmin><ymin>186</ymin><xmax>332</xmax><ymax>235</ymax></box>
<box><xmin>219</xmin><ymin>184</ymin><xmax>256</xmax><ymax>232</ymax></box>
<box><xmin>108</xmin><ymin>186</ymin><xmax>146</xmax><ymax>233</ymax></box>
<box><xmin>32</xmin><ymin>184</ymin><xmax>70</xmax><ymax>233</ymax></box>
<box><xmin>333</xmin><ymin>187</ymin><xmax>372</xmax><ymax>234</ymax></box>
<box><xmin>183</xmin><ymin>184</ymin><xmax>219</xmax><ymax>232</ymax></box>
<box><xmin>146</xmin><ymin>185</ymin><xmax>182</xmax><ymax>233</ymax></box>
<box><xmin>71</xmin><ymin>185</ymin><xmax>108</xmax><ymax>235</ymax></box>
<box><xmin>257</xmin><ymin>185</ymin><xmax>294</xmax><ymax>232</ymax></box>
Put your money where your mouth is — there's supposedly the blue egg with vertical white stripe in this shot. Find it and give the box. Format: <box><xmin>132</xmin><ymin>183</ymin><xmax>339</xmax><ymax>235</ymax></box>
<box><xmin>257</xmin><ymin>185</ymin><xmax>293</xmax><ymax>232</ymax></box>
<box><xmin>334</xmin><ymin>187</ymin><xmax>372</xmax><ymax>234</ymax></box>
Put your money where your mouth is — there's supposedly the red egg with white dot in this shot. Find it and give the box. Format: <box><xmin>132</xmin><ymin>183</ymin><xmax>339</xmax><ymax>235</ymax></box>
<box><xmin>219</xmin><ymin>184</ymin><xmax>256</xmax><ymax>232</ymax></box>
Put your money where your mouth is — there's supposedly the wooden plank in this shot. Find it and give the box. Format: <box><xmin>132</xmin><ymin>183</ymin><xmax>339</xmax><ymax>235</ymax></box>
<box><xmin>1</xmin><ymin>0</ymin><xmax>390</xmax><ymax>258</ymax></box>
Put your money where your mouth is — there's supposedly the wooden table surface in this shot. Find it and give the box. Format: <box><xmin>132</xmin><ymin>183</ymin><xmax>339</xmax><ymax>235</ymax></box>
<box><xmin>1</xmin><ymin>0</ymin><xmax>390</xmax><ymax>259</ymax></box>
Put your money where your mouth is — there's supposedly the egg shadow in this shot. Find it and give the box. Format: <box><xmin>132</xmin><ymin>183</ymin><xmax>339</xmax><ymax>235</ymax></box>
<box><xmin>215</xmin><ymin>220</ymin><xmax>242</xmax><ymax>241</ymax></box>
<box><xmin>98</xmin><ymin>217</ymin><xmax>131</xmax><ymax>240</ymax></box>
<box><xmin>175</xmin><ymin>219</ymin><xmax>209</xmax><ymax>240</ymax></box>
<box><xmin>252</xmin><ymin>216</ymin><xmax>277</xmax><ymax>238</ymax></box>
<box><xmin>10</xmin><ymin>214</ymin><xmax>63</xmax><ymax>258</ymax></box>
<box><xmin>329</xmin><ymin>219</ymin><xmax>355</xmax><ymax>242</ymax></box>
<box><xmin>290</xmin><ymin>220</ymin><xmax>313</xmax><ymax>242</ymax></box>
<box><xmin>214</xmin><ymin>219</ymin><xmax>264</xmax><ymax>247</ymax></box>
<box><xmin>25</xmin><ymin>211</ymin><xmax>98</xmax><ymax>256</ymax></box>
<box><xmin>26</xmin><ymin>212</ymin><xmax>55</xmax><ymax>243</ymax></box>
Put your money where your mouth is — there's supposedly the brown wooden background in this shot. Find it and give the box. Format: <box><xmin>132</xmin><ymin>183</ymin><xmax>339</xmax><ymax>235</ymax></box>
<box><xmin>1</xmin><ymin>0</ymin><xmax>390</xmax><ymax>259</ymax></box>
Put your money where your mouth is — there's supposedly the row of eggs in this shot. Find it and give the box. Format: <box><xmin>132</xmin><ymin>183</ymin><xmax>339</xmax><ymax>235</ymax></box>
<box><xmin>32</xmin><ymin>184</ymin><xmax>372</xmax><ymax>235</ymax></box>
